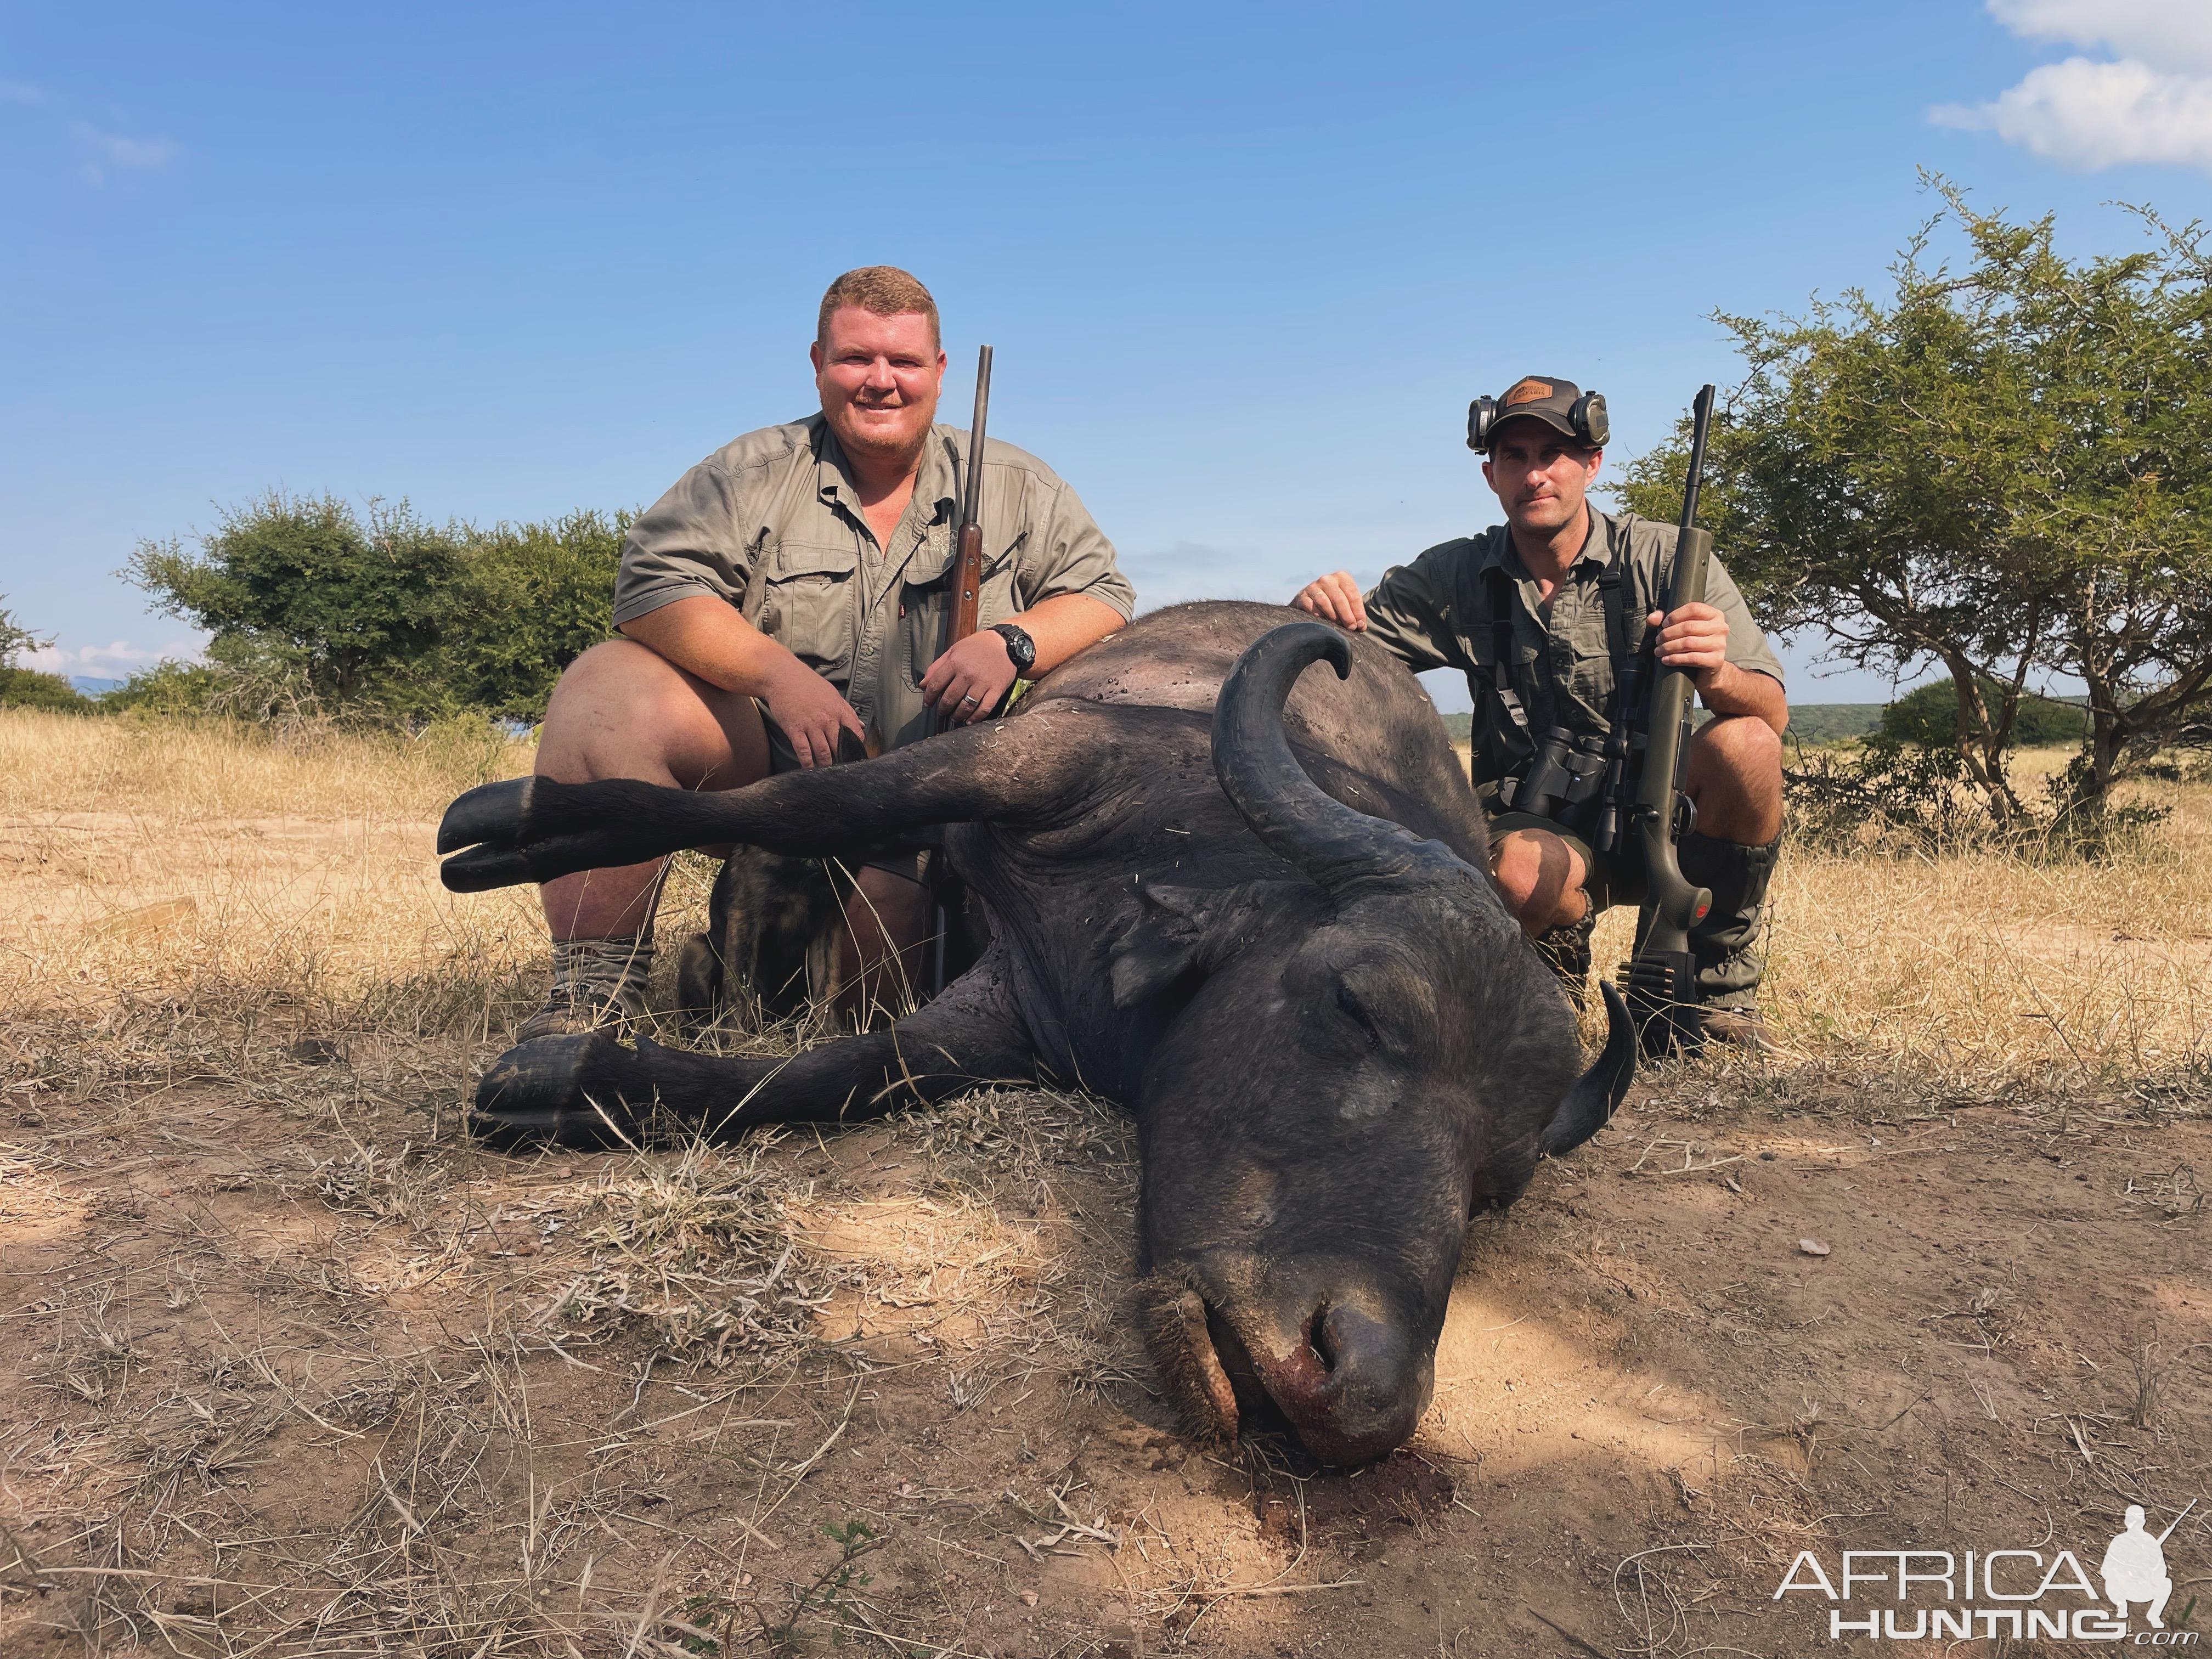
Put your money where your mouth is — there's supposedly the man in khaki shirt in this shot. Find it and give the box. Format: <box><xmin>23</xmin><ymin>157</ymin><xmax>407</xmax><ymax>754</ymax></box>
<box><xmin>526</xmin><ymin>266</ymin><xmax>1133</xmax><ymax>1039</ymax></box>
<box><xmin>1293</xmin><ymin>376</ymin><xmax>1788</xmax><ymax>1048</ymax></box>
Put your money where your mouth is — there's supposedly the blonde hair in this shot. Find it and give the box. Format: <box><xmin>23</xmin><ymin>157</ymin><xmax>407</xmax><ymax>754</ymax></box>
<box><xmin>815</xmin><ymin>266</ymin><xmax>940</xmax><ymax>349</ymax></box>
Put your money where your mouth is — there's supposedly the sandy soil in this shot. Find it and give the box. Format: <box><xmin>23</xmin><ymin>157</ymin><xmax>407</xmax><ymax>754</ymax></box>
<box><xmin>4</xmin><ymin>1019</ymin><xmax>2207</xmax><ymax>1655</ymax></box>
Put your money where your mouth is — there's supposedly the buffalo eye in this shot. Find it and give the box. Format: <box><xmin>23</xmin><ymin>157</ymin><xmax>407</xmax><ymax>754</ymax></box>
<box><xmin>1335</xmin><ymin>980</ymin><xmax>1383</xmax><ymax>1052</ymax></box>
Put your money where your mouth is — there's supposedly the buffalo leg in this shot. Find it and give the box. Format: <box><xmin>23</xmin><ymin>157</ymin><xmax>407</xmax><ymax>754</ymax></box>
<box><xmin>439</xmin><ymin>708</ymin><xmax>1096</xmax><ymax>894</ymax></box>
<box><xmin>676</xmin><ymin>848</ymin><xmax>847</xmax><ymax>1035</ymax></box>
<box><xmin>471</xmin><ymin>940</ymin><xmax>1036</xmax><ymax>1150</ymax></box>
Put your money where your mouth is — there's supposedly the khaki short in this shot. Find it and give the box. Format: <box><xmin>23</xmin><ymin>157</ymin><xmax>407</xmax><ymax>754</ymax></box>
<box><xmin>1485</xmin><ymin>809</ymin><xmax>1644</xmax><ymax>912</ymax></box>
<box><xmin>759</xmin><ymin>702</ymin><xmax>930</xmax><ymax>887</ymax></box>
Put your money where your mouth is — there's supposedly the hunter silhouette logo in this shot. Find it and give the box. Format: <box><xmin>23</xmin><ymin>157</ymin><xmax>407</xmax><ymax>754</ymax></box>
<box><xmin>1771</xmin><ymin>1499</ymin><xmax>2200</xmax><ymax>1642</ymax></box>
<box><xmin>2105</xmin><ymin>1503</ymin><xmax>2194</xmax><ymax>1630</ymax></box>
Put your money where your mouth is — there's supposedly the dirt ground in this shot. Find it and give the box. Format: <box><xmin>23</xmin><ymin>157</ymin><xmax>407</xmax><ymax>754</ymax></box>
<box><xmin>4</xmin><ymin>721</ymin><xmax>2210</xmax><ymax>1655</ymax></box>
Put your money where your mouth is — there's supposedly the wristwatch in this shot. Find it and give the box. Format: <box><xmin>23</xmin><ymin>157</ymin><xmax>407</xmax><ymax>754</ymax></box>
<box><xmin>989</xmin><ymin>622</ymin><xmax>1037</xmax><ymax>674</ymax></box>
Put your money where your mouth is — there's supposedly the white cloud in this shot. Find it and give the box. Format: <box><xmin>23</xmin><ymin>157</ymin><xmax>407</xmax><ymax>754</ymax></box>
<box><xmin>74</xmin><ymin>122</ymin><xmax>176</xmax><ymax>170</ymax></box>
<box><xmin>0</xmin><ymin>80</ymin><xmax>43</xmax><ymax>104</ymax></box>
<box><xmin>1988</xmin><ymin>0</ymin><xmax>2212</xmax><ymax>71</ymax></box>
<box><xmin>23</xmin><ymin>639</ymin><xmax>202</xmax><ymax>678</ymax></box>
<box><xmin>1938</xmin><ymin>0</ymin><xmax>2212</xmax><ymax>173</ymax></box>
<box><xmin>1934</xmin><ymin>57</ymin><xmax>2212</xmax><ymax>170</ymax></box>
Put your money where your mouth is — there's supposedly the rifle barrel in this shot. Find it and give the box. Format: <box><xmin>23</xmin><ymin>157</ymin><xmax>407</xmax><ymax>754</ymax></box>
<box><xmin>2156</xmin><ymin>1498</ymin><xmax>2198</xmax><ymax>1545</ymax></box>
<box><xmin>1678</xmin><ymin>383</ymin><xmax>1715</xmax><ymax>534</ymax></box>
<box><xmin>962</xmin><ymin>345</ymin><xmax>994</xmax><ymax>532</ymax></box>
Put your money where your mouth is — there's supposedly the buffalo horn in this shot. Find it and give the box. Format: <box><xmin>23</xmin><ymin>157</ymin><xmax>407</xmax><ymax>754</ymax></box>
<box><xmin>1213</xmin><ymin>622</ymin><xmax>1464</xmax><ymax>894</ymax></box>
<box><xmin>1539</xmin><ymin>980</ymin><xmax>1638</xmax><ymax>1156</ymax></box>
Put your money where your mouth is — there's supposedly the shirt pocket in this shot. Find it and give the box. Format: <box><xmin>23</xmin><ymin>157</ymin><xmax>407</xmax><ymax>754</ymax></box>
<box><xmin>900</xmin><ymin>538</ymin><xmax>1025</xmax><ymax>685</ymax></box>
<box><xmin>757</xmin><ymin>543</ymin><xmax>857</xmax><ymax>679</ymax></box>
<box><xmin>1466</xmin><ymin>626</ymin><xmax>1539</xmax><ymax>686</ymax></box>
<box><xmin>1566</xmin><ymin>631</ymin><xmax>1620</xmax><ymax>721</ymax></box>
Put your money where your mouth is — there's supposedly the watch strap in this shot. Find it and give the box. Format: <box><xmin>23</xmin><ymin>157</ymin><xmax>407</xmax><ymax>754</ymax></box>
<box><xmin>989</xmin><ymin>622</ymin><xmax>1037</xmax><ymax>672</ymax></box>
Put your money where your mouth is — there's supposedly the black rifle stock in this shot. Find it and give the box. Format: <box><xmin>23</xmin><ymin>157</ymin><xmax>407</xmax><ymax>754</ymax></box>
<box><xmin>1619</xmin><ymin>384</ymin><xmax>1718</xmax><ymax>1042</ymax></box>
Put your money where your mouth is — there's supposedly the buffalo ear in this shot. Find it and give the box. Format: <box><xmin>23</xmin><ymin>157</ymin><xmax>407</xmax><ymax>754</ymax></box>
<box><xmin>1107</xmin><ymin>880</ymin><xmax>1299</xmax><ymax>1010</ymax></box>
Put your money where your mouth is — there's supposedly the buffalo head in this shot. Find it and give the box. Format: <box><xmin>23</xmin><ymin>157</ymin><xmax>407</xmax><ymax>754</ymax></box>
<box><xmin>1122</xmin><ymin>622</ymin><xmax>1633</xmax><ymax>1465</ymax></box>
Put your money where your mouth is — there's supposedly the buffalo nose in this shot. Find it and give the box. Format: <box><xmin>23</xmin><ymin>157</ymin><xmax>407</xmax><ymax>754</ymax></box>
<box><xmin>1267</xmin><ymin>1299</ymin><xmax>1432</xmax><ymax>1467</ymax></box>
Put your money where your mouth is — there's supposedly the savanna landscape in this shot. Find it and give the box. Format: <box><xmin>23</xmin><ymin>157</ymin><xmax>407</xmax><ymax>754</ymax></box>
<box><xmin>4</xmin><ymin>705</ymin><xmax>2206</xmax><ymax>1657</ymax></box>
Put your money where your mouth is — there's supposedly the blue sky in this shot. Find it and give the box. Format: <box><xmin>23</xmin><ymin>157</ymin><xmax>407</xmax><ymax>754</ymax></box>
<box><xmin>5</xmin><ymin>1</ymin><xmax>2208</xmax><ymax>707</ymax></box>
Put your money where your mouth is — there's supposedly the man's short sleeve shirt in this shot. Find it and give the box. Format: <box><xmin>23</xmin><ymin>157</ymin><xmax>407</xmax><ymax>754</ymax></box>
<box><xmin>1360</xmin><ymin>509</ymin><xmax>1783</xmax><ymax>790</ymax></box>
<box><xmin>613</xmin><ymin>413</ymin><xmax>1135</xmax><ymax>753</ymax></box>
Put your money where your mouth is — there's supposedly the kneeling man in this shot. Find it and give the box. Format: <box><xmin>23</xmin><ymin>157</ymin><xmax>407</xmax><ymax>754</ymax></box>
<box><xmin>526</xmin><ymin>266</ymin><xmax>1134</xmax><ymax>1037</ymax></box>
<box><xmin>1293</xmin><ymin>376</ymin><xmax>1787</xmax><ymax>1047</ymax></box>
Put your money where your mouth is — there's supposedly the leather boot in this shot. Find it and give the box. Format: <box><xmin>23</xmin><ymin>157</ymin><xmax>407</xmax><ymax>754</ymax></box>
<box><xmin>1677</xmin><ymin>831</ymin><xmax>1781</xmax><ymax>1052</ymax></box>
<box><xmin>517</xmin><ymin>933</ymin><xmax>656</xmax><ymax>1041</ymax></box>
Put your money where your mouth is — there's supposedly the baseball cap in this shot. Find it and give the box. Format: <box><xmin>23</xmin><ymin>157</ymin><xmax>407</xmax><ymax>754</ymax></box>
<box><xmin>1468</xmin><ymin>375</ymin><xmax>1610</xmax><ymax>452</ymax></box>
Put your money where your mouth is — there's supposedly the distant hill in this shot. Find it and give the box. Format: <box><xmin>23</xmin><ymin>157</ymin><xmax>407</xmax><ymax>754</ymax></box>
<box><xmin>1439</xmin><ymin>704</ymin><xmax>1886</xmax><ymax>746</ymax></box>
<box><xmin>70</xmin><ymin>676</ymin><xmax>123</xmax><ymax>695</ymax></box>
<box><xmin>1787</xmin><ymin>703</ymin><xmax>1884</xmax><ymax>744</ymax></box>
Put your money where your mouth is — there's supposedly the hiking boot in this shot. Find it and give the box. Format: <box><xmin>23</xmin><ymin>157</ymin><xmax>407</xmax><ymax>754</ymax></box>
<box><xmin>1681</xmin><ymin>831</ymin><xmax>1781</xmax><ymax>1052</ymax></box>
<box><xmin>517</xmin><ymin>933</ymin><xmax>656</xmax><ymax>1041</ymax></box>
<box><xmin>1625</xmin><ymin>832</ymin><xmax>1782</xmax><ymax>1056</ymax></box>
<box><xmin>1532</xmin><ymin>906</ymin><xmax>1597</xmax><ymax>1009</ymax></box>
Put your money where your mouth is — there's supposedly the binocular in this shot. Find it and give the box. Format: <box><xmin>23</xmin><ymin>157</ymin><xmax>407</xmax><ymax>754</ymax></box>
<box><xmin>1498</xmin><ymin>725</ymin><xmax>1609</xmax><ymax>825</ymax></box>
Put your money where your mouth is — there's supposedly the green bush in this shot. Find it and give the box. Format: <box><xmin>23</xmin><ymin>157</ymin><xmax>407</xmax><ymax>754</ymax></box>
<box><xmin>443</xmin><ymin>510</ymin><xmax>628</xmax><ymax>723</ymax></box>
<box><xmin>129</xmin><ymin>495</ymin><xmax>465</xmax><ymax>723</ymax></box>
<box><xmin>0</xmin><ymin>665</ymin><xmax>93</xmax><ymax>712</ymax></box>
<box><xmin>1880</xmin><ymin>676</ymin><xmax>2088</xmax><ymax>749</ymax></box>
<box><xmin>0</xmin><ymin>597</ymin><xmax>91</xmax><ymax>711</ymax></box>
<box><xmin>124</xmin><ymin>496</ymin><xmax>629</xmax><ymax>728</ymax></box>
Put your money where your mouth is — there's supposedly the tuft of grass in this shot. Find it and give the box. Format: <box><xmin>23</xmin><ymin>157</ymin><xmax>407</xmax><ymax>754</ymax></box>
<box><xmin>532</xmin><ymin>1135</ymin><xmax>849</xmax><ymax>1366</ymax></box>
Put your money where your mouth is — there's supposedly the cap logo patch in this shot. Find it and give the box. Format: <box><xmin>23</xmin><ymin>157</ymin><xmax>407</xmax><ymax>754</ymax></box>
<box><xmin>1504</xmin><ymin>378</ymin><xmax>1553</xmax><ymax>406</ymax></box>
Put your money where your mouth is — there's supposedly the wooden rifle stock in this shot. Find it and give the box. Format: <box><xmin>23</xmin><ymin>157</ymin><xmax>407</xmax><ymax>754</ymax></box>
<box><xmin>929</xmin><ymin>345</ymin><xmax>993</xmax><ymax>996</ymax></box>
<box><xmin>948</xmin><ymin>345</ymin><xmax>992</xmax><ymax>658</ymax></box>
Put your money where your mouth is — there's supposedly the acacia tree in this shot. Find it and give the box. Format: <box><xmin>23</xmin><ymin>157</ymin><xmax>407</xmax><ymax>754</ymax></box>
<box><xmin>0</xmin><ymin>598</ymin><xmax>91</xmax><ymax>712</ymax></box>
<box><xmin>1999</xmin><ymin>205</ymin><xmax>2212</xmax><ymax>809</ymax></box>
<box><xmin>0</xmin><ymin>599</ymin><xmax>48</xmax><ymax>667</ymax></box>
<box><xmin>1617</xmin><ymin>182</ymin><xmax>2212</xmax><ymax>823</ymax></box>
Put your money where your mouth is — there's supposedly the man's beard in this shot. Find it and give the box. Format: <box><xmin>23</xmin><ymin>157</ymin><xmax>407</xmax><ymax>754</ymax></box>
<box><xmin>839</xmin><ymin>405</ymin><xmax>929</xmax><ymax>466</ymax></box>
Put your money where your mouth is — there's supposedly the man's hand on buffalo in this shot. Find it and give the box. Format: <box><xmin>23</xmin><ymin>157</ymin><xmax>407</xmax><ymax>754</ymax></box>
<box><xmin>1290</xmin><ymin>570</ymin><xmax>1369</xmax><ymax>631</ymax></box>
<box><xmin>761</xmin><ymin>653</ymin><xmax>867</xmax><ymax>766</ymax></box>
<box><xmin>919</xmin><ymin>627</ymin><xmax>1017</xmax><ymax>725</ymax></box>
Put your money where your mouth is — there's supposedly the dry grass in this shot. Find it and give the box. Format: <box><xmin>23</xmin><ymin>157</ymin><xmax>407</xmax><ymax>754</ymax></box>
<box><xmin>3</xmin><ymin>709</ymin><xmax>2209</xmax><ymax>1656</ymax></box>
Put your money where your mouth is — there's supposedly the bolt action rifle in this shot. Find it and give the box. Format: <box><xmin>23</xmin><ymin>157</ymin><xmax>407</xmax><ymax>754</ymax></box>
<box><xmin>1607</xmin><ymin>383</ymin><xmax>1718</xmax><ymax>1048</ymax></box>
<box><xmin>929</xmin><ymin>344</ymin><xmax>994</xmax><ymax>994</ymax></box>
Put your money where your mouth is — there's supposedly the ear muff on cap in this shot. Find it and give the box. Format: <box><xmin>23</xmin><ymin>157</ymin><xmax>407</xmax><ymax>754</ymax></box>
<box><xmin>1572</xmin><ymin>390</ymin><xmax>1610</xmax><ymax>447</ymax></box>
<box><xmin>1467</xmin><ymin>395</ymin><xmax>1499</xmax><ymax>452</ymax></box>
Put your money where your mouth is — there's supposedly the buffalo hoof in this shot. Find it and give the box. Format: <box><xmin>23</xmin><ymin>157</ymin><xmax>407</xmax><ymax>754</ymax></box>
<box><xmin>437</xmin><ymin>777</ymin><xmax>532</xmax><ymax>855</ymax></box>
<box><xmin>438</xmin><ymin>779</ymin><xmax>544</xmax><ymax>893</ymax></box>
<box><xmin>471</xmin><ymin>1032</ymin><xmax>640</xmax><ymax>1151</ymax></box>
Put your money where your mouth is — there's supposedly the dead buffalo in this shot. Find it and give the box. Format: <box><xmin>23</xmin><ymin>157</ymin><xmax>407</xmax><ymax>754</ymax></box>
<box><xmin>438</xmin><ymin>603</ymin><xmax>1634</xmax><ymax>1466</ymax></box>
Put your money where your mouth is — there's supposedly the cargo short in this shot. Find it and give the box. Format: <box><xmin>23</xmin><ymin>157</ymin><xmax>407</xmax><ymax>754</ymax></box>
<box><xmin>759</xmin><ymin>702</ymin><xmax>932</xmax><ymax>887</ymax></box>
